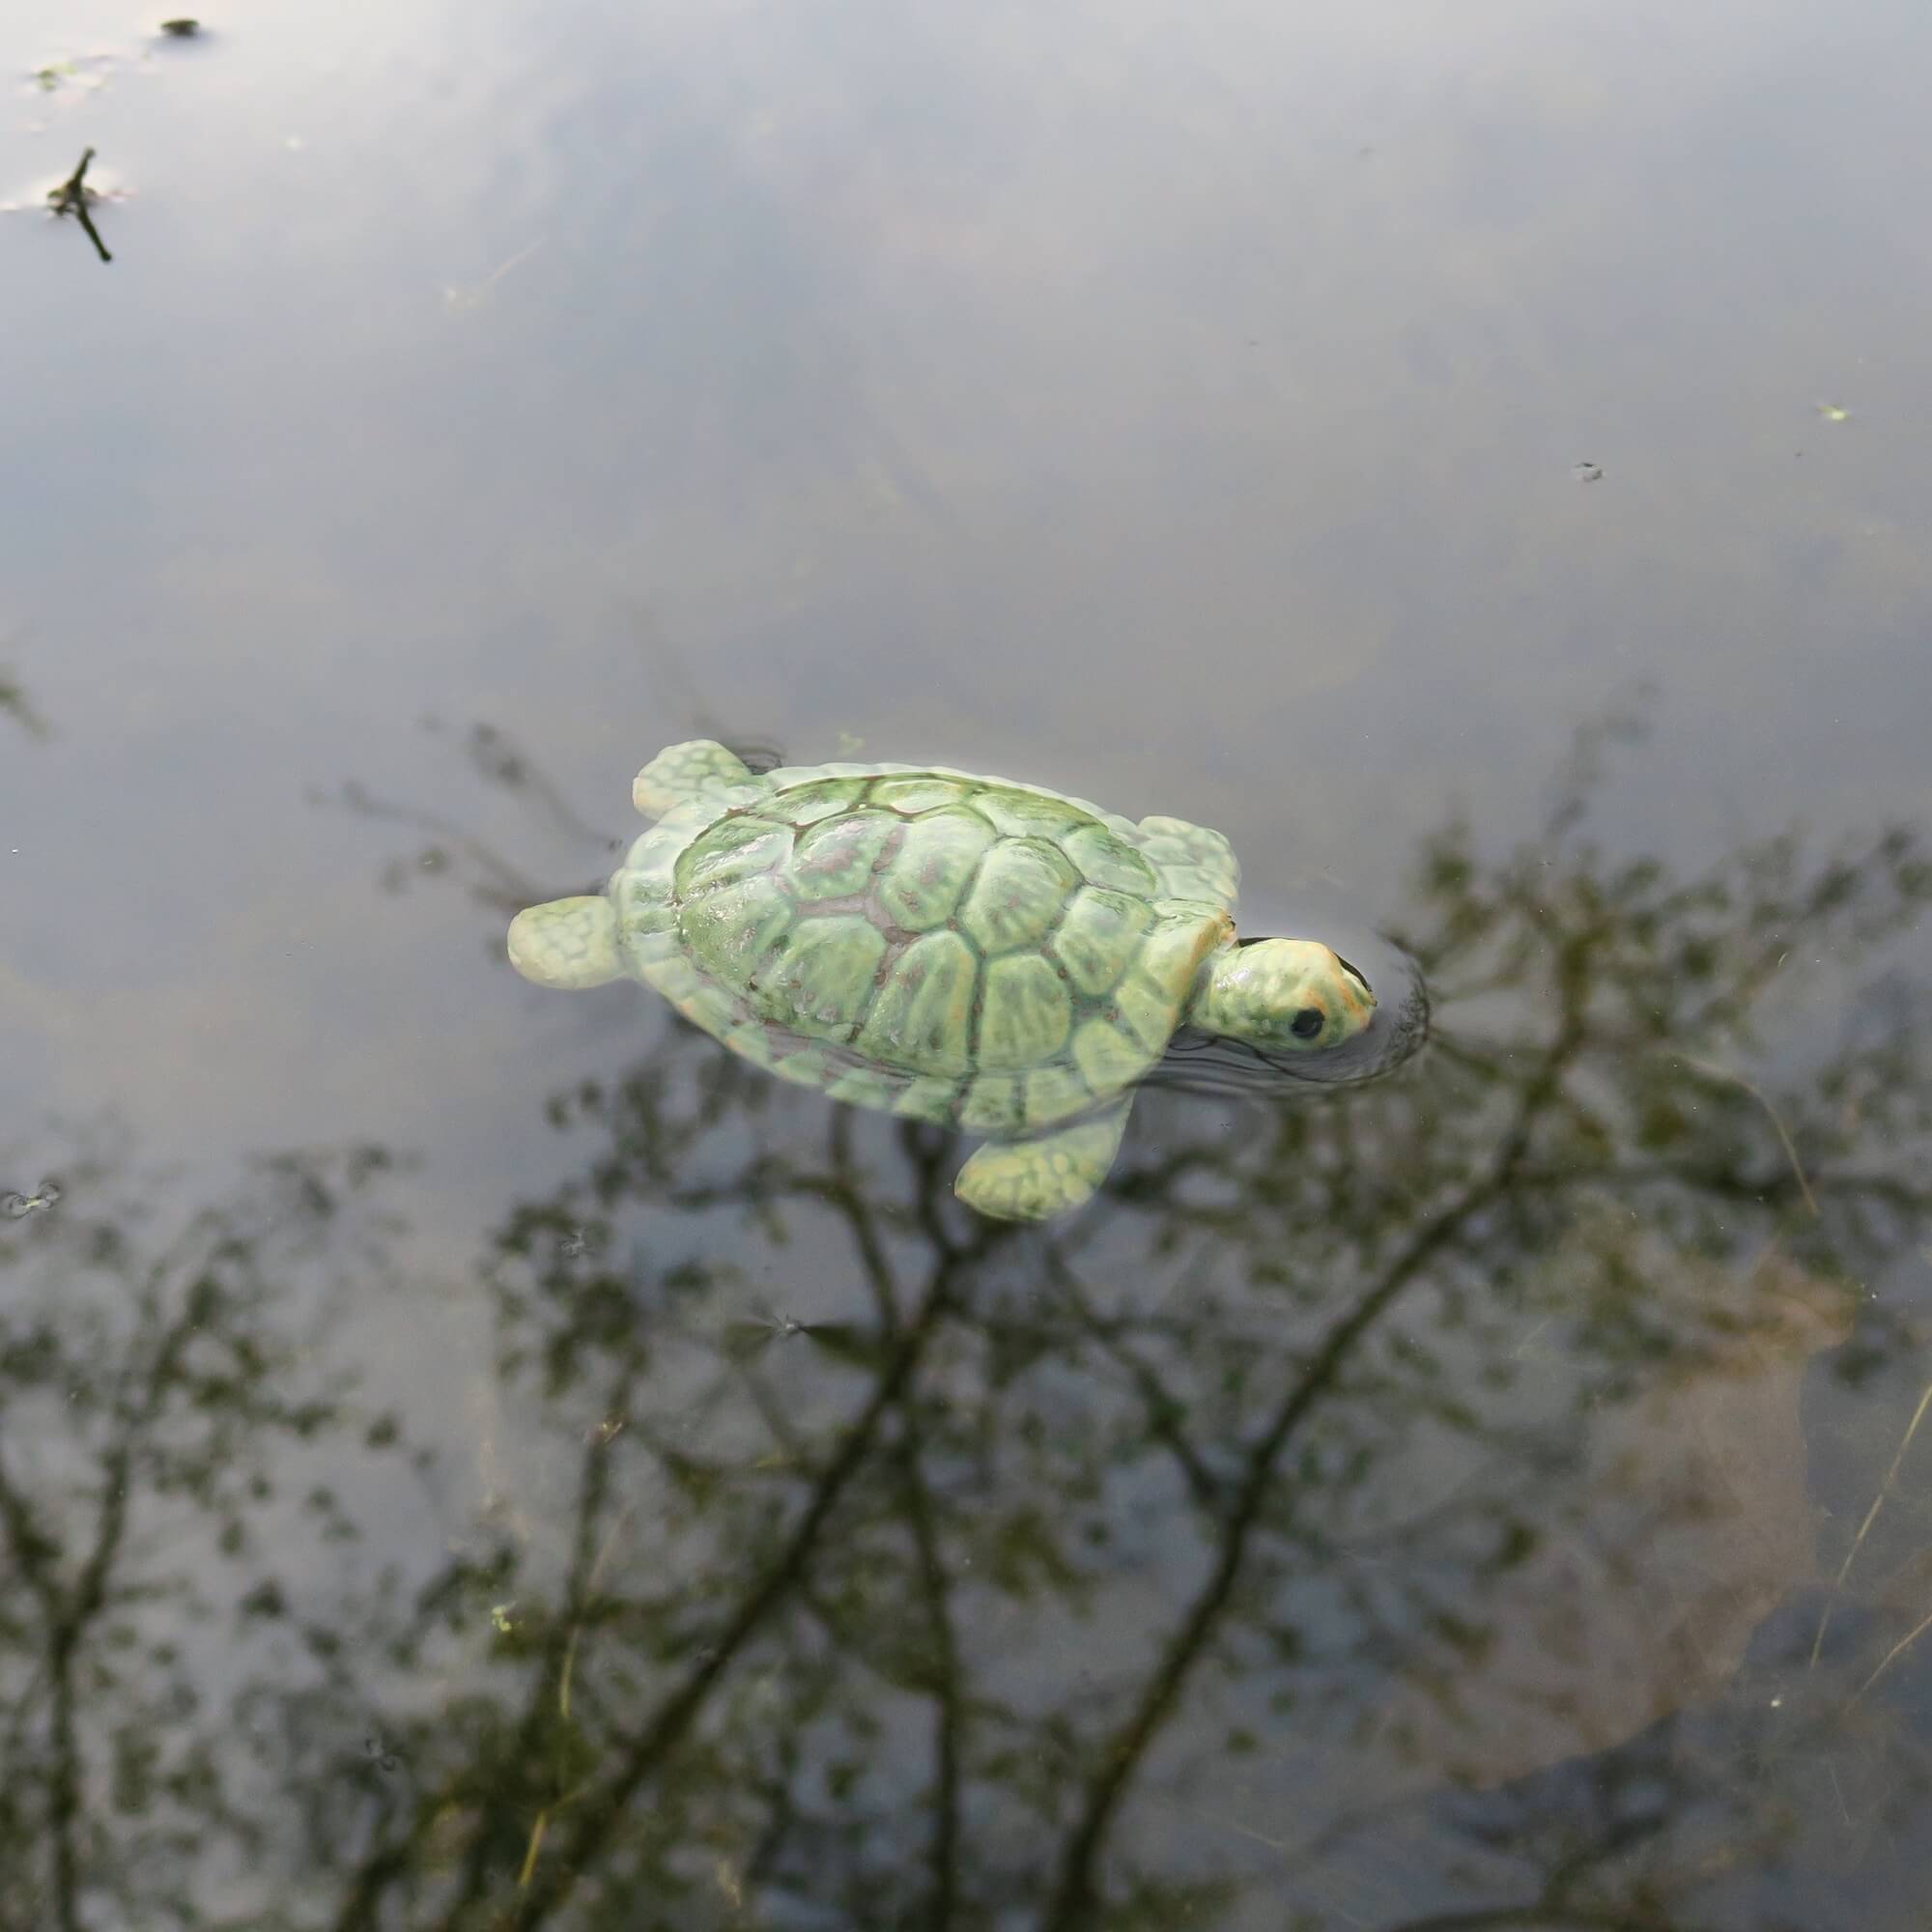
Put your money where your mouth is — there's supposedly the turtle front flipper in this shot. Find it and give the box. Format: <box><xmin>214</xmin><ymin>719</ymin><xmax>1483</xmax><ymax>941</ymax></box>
<box><xmin>1138</xmin><ymin>814</ymin><xmax>1239</xmax><ymax>909</ymax></box>
<box><xmin>508</xmin><ymin>895</ymin><xmax>623</xmax><ymax>989</ymax></box>
<box><xmin>634</xmin><ymin>739</ymin><xmax>758</xmax><ymax>819</ymax></box>
<box><xmin>953</xmin><ymin>1096</ymin><xmax>1134</xmax><ymax>1222</ymax></box>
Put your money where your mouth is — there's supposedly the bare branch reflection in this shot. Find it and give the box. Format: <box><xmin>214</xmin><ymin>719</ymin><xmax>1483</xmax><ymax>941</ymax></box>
<box><xmin>5</xmin><ymin>722</ymin><xmax>1930</xmax><ymax>1930</ymax></box>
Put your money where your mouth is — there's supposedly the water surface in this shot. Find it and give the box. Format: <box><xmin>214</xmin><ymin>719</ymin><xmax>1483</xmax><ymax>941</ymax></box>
<box><xmin>4</xmin><ymin>0</ymin><xmax>1932</xmax><ymax>1925</ymax></box>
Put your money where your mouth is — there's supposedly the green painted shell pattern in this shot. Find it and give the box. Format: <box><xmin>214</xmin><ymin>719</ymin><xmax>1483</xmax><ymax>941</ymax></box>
<box><xmin>611</xmin><ymin>767</ymin><xmax>1234</xmax><ymax>1135</ymax></box>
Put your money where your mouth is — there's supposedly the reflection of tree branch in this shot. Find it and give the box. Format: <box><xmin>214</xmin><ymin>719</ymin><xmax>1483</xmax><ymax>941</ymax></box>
<box><xmin>447</xmin><ymin>1371</ymin><xmax>637</xmax><ymax>1905</ymax></box>
<box><xmin>1047</xmin><ymin>1252</ymin><xmax>1221</xmax><ymax>1513</ymax></box>
<box><xmin>1666</xmin><ymin>1053</ymin><xmax>1818</xmax><ymax>1218</ymax></box>
<box><xmin>0</xmin><ymin>667</ymin><xmax>49</xmax><ymax>741</ymax></box>
<box><xmin>453</xmin><ymin>723</ymin><xmax>612</xmax><ymax>850</ymax></box>
<box><xmin>35</xmin><ymin>716</ymin><xmax>1922</xmax><ymax>1928</ymax></box>
<box><xmin>831</xmin><ymin>1104</ymin><xmax>903</xmax><ymax>1340</ymax></box>
<box><xmin>1043</xmin><ymin>947</ymin><xmax>1593</xmax><ymax>1926</ymax></box>
<box><xmin>1378</xmin><ymin>1905</ymin><xmax>1718</xmax><ymax>1932</ymax></box>
<box><xmin>37</xmin><ymin>1235</ymin><xmax>225</xmax><ymax>1932</ymax></box>
<box><xmin>895</xmin><ymin>1405</ymin><xmax>962</xmax><ymax>1930</ymax></box>
<box><xmin>496</xmin><ymin>1280</ymin><xmax>949</xmax><ymax>1926</ymax></box>
<box><xmin>333</xmin><ymin>781</ymin><xmax>566</xmax><ymax>916</ymax></box>
<box><xmin>482</xmin><ymin>1126</ymin><xmax>1014</xmax><ymax>1928</ymax></box>
<box><xmin>0</xmin><ymin>1141</ymin><xmax>404</xmax><ymax>1929</ymax></box>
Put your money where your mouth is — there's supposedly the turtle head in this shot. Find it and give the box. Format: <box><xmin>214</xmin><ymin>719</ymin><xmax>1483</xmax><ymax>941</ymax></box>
<box><xmin>1189</xmin><ymin>937</ymin><xmax>1377</xmax><ymax>1053</ymax></box>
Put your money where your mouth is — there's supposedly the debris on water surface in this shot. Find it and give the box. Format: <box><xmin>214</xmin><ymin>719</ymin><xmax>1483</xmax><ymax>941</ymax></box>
<box><xmin>440</xmin><ymin>239</ymin><xmax>544</xmax><ymax>313</ymax></box>
<box><xmin>159</xmin><ymin>18</ymin><xmax>203</xmax><ymax>36</ymax></box>
<box><xmin>28</xmin><ymin>48</ymin><xmax>123</xmax><ymax>95</ymax></box>
<box><xmin>46</xmin><ymin>147</ymin><xmax>114</xmax><ymax>263</ymax></box>
<box><xmin>1573</xmin><ymin>460</ymin><xmax>1604</xmax><ymax>483</ymax></box>
<box><xmin>1816</xmin><ymin>402</ymin><xmax>1851</xmax><ymax>422</ymax></box>
<box><xmin>2</xmin><ymin>1179</ymin><xmax>63</xmax><ymax>1219</ymax></box>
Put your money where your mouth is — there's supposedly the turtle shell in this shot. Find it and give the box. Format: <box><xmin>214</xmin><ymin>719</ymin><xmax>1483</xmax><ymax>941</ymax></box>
<box><xmin>611</xmin><ymin>768</ymin><xmax>1232</xmax><ymax>1133</ymax></box>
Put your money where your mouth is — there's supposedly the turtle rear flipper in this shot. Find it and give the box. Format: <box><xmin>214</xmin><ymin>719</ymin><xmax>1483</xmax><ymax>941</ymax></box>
<box><xmin>634</xmin><ymin>739</ymin><xmax>757</xmax><ymax>819</ymax></box>
<box><xmin>1138</xmin><ymin>814</ymin><xmax>1239</xmax><ymax>908</ymax></box>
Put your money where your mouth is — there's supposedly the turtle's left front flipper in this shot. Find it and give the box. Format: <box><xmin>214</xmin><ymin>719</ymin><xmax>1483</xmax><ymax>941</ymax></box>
<box><xmin>508</xmin><ymin>895</ymin><xmax>623</xmax><ymax>989</ymax></box>
<box><xmin>953</xmin><ymin>1096</ymin><xmax>1134</xmax><ymax>1222</ymax></box>
<box><xmin>1138</xmin><ymin>814</ymin><xmax>1239</xmax><ymax>909</ymax></box>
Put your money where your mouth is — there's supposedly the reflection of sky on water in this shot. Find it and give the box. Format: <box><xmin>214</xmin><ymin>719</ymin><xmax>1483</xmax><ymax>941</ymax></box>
<box><xmin>4</xmin><ymin>0</ymin><xmax>1932</xmax><ymax>1922</ymax></box>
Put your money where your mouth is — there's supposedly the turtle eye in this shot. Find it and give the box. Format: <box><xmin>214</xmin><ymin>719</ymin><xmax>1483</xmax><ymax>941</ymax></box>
<box><xmin>1290</xmin><ymin>1007</ymin><xmax>1325</xmax><ymax>1040</ymax></box>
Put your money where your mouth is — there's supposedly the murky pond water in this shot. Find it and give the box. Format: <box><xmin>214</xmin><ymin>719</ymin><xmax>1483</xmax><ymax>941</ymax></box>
<box><xmin>6</xmin><ymin>0</ymin><xmax>1932</xmax><ymax>1925</ymax></box>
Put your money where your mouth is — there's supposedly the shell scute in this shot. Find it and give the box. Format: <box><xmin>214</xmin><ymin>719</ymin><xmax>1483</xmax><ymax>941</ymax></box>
<box><xmin>1112</xmin><ymin>975</ymin><xmax>1177</xmax><ymax>1055</ymax></box>
<box><xmin>978</xmin><ymin>954</ymin><xmax>1073</xmax><ymax>1069</ymax></box>
<box><xmin>856</xmin><ymin>930</ymin><xmax>978</xmax><ymax>1073</ymax></box>
<box><xmin>877</xmin><ymin>808</ymin><xmax>996</xmax><ymax>930</ymax></box>
<box><xmin>959</xmin><ymin>838</ymin><xmax>1080</xmax><ymax>954</ymax></box>
<box><xmin>1071</xmin><ymin>1016</ymin><xmax>1150</xmax><ymax>1093</ymax></box>
<box><xmin>1049</xmin><ymin>887</ymin><xmax>1151</xmax><ymax>996</ymax></box>
<box><xmin>791</xmin><ymin>810</ymin><xmax>899</xmax><ymax>900</ymax></box>
<box><xmin>894</xmin><ymin>1075</ymin><xmax>965</xmax><ymax>1122</ymax></box>
<box><xmin>1061</xmin><ymin>822</ymin><xmax>1159</xmax><ymax>896</ymax></box>
<box><xmin>826</xmin><ymin>1064</ymin><xmax>900</xmax><ymax>1110</ymax></box>
<box><xmin>683</xmin><ymin>875</ymin><xmax>793</xmax><ymax>981</ymax></box>
<box><xmin>761</xmin><ymin>916</ymin><xmax>887</xmax><ymax>1032</ymax></box>
<box><xmin>873</xmin><ymin>777</ymin><xmax>972</xmax><ymax>814</ymax></box>
<box><xmin>1139</xmin><ymin>911</ymin><xmax>1230</xmax><ymax>1004</ymax></box>
<box><xmin>1026</xmin><ymin>1065</ymin><xmax>1094</xmax><ymax>1124</ymax></box>
<box><xmin>959</xmin><ymin>1072</ymin><xmax>1029</xmax><ymax>1133</ymax></box>
<box><xmin>972</xmin><ymin>787</ymin><xmax>1086</xmax><ymax>840</ymax></box>
<box><xmin>677</xmin><ymin>819</ymin><xmax>793</xmax><ymax>898</ymax></box>
<box><xmin>775</xmin><ymin>777</ymin><xmax>867</xmax><ymax>825</ymax></box>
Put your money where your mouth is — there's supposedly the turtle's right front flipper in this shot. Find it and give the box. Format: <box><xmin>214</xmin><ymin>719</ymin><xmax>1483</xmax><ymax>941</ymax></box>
<box><xmin>633</xmin><ymin>739</ymin><xmax>758</xmax><ymax>818</ymax></box>
<box><xmin>953</xmin><ymin>1097</ymin><xmax>1134</xmax><ymax>1222</ymax></box>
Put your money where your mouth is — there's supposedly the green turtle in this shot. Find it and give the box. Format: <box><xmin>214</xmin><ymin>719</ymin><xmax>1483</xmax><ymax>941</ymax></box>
<box><xmin>508</xmin><ymin>740</ymin><xmax>1376</xmax><ymax>1221</ymax></box>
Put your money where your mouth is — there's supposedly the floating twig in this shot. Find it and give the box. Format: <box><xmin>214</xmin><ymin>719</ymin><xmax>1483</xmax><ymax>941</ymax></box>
<box><xmin>48</xmin><ymin>147</ymin><xmax>112</xmax><ymax>263</ymax></box>
<box><xmin>1813</xmin><ymin>1378</ymin><xmax>1932</xmax><ymax>1670</ymax></box>
<box><xmin>1671</xmin><ymin>1049</ymin><xmax>1819</xmax><ymax>1218</ymax></box>
<box><xmin>1856</xmin><ymin>1600</ymin><xmax>1932</xmax><ymax>1701</ymax></box>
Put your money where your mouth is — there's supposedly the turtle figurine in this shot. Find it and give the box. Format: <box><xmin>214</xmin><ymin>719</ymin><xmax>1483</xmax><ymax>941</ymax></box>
<box><xmin>507</xmin><ymin>740</ymin><xmax>1376</xmax><ymax>1221</ymax></box>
